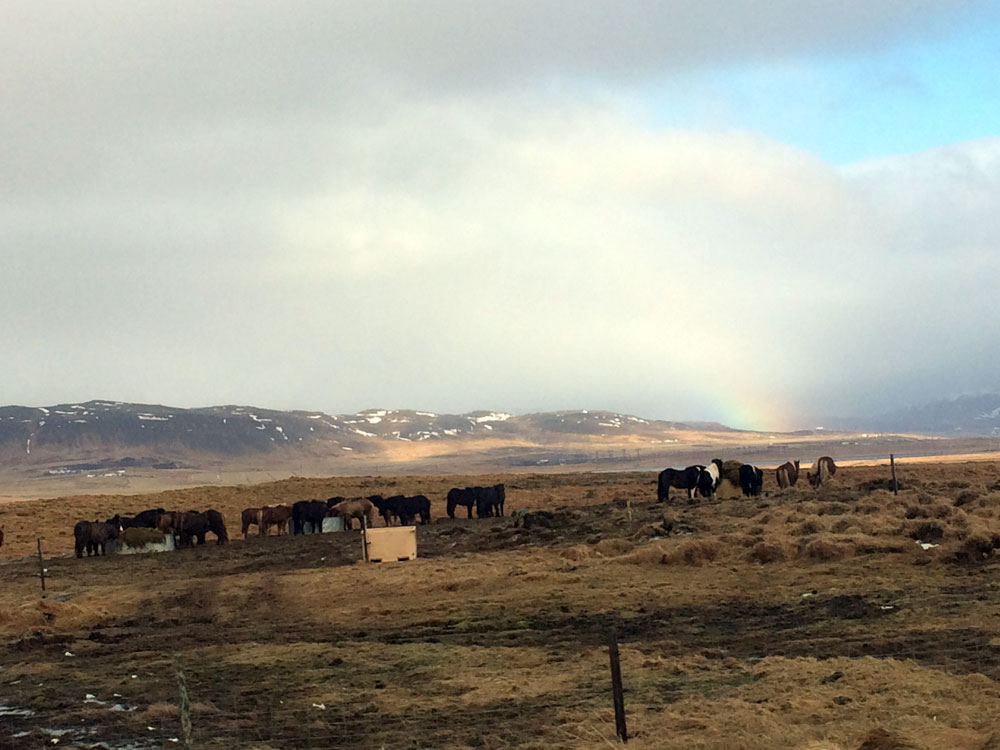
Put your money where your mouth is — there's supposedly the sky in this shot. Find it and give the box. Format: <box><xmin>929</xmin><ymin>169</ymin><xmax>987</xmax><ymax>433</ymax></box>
<box><xmin>2</xmin><ymin>1</ymin><xmax>999</xmax><ymax>431</ymax></box>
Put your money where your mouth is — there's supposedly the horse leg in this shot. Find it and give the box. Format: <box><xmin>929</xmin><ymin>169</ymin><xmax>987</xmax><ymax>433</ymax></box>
<box><xmin>466</xmin><ymin>504</ymin><xmax>473</xmax><ymax>519</ymax></box>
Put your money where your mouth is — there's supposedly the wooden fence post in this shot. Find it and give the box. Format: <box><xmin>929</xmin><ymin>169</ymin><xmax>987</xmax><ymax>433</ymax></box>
<box><xmin>173</xmin><ymin>655</ymin><xmax>194</xmax><ymax>750</ymax></box>
<box><xmin>361</xmin><ymin>515</ymin><xmax>369</xmax><ymax>562</ymax></box>
<box><xmin>607</xmin><ymin>626</ymin><xmax>628</xmax><ymax>743</ymax></box>
<box><xmin>890</xmin><ymin>454</ymin><xmax>898</xmax><ymax>495</ymax></box>
<box><xmin>36</xmin><ymin>538</ymin><xmax>46</xmax><ymax>596</ymax></box>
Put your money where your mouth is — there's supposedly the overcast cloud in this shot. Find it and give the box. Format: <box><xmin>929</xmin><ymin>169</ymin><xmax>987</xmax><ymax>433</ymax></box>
<box><xmin>2</xmin><ymin>2</ymin><xmax>998</xmax><ymax>429</ymax></box>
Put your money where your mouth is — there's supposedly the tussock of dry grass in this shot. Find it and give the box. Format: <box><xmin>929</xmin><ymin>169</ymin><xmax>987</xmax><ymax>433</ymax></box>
<box><xmin>854</xmin><ymin>727</ymin><xmax>918</xmax><ymax>750</ymax></box>
<box><xmin>593</xmin><ymin>538</ymin><xmax>634</xmax><ymax>557</ymax></box>
<box><xmin>663</xmin><ymin>537</ymin><xmax>724</xmax><ymax>565</ymax></box>
<box><xmin>748</xmin><ymin>539</ymin><xmax>790</xmax><ymax>563</ymax></box>
<box><xmin>801</xmin><ymin>535</ymin><xmax>852</xmax><ymax>561</ymax></box>
<box><xmin>140</xmin><ymin>701</ymin><xmax>217</xmax><ymax>720</ymax></box>
<box><xmin>0</xmin><ymin>598</ymin><xmax>110</xmax><ymax>631</ymax></box>
<box><xmin>796</xmin><ymin>519</ymin><xmax>825</xmax><ymax>535</ymax></box>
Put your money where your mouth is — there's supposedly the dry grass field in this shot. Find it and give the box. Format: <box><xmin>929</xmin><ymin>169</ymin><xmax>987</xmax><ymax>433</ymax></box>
<box><xmin>4</xmin><ymin>460</ymin><xmax>1000</xmax><ymax>748</ymax></box>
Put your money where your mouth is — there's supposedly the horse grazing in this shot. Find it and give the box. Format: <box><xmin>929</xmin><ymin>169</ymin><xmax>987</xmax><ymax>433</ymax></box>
<box><xmin>703</xmin><ymin>458</ymin><xmax>724</xmax><ymax>498</ymax></box>
<box><xmin>163</xmin><ymin>510</ymin><xmax>227</xmax><ymax>547</ymax></box>
<box><xmin>124</xmin><ymin>508</ymin><xmax>166</xmax><ymax>529</ymax></box>
<box><xmin>292</xmin><ymin>500</ymin><xmax>330</xmax><ymax>535</ymax></box>
<box><xmin>328</xmin><ymin>498</ymin><xmax>375</xmax><ymax>530</ymax></box>
<box><xmin>739</xmin><ymin>464</ymin><xmax>764</xmax><ymax>497</ymax></box>
<box><xmin>240</xmin><ymin>507</ymin><xmax>261</xmax><ymax>537</ymax></box>
<box><xmin>368</xmin><ymin>495</ymin><xmax>400</xmax><ymax>526</ymax></box>
<box><xmin>157</xmin><ymin>511</ymin><xmax>182</xmax><ymax>536</ymax></box>
<box><xmin>260</xmin><ymin>505</ymin><xmax>292</xmax><ymax>535</ymax></box>
<box><xmin>657</xmin><ymin>466</ymin><xmax>704</xmax><ymax>502</ymax></box>
<box><xmin>74</xmin><ymin>520</ymin><xmax>121</xmax><ymax>558</ymax></box>
<box><xmin>776</xmin><ymin>460</ymin><xmax>800</xmax><ymax>489</ymax></box>
<box><xmin>808</xmin><ymin>456</ymin><xmax>837</xmax><ymax>488</ymax></box>
<box><xmin>400</xmin><ymin>495</ymin><xmax>432</xmax><ymax>525</ymax></box>
<box><xmin>205</xmin><ymin>509</ymin><xmax>228</xmax><ymax>544</ymax></box>
<box><xmin>475</xmin><ymin>485</ymin><xmax>505</xmax><ymax>518</ymax></box>
<box><xmin>447</xmin><ymin>488</ymin><xmax>477</xmax><ymax>519</ymax></box>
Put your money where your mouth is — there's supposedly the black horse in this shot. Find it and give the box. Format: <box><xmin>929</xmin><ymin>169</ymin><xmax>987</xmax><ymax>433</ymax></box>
<box><xmin>657</xmin><ymin>466</ymin><xmax>706</xmax><ymax>502</ymax></box>
<box><xmin>739</xmin><ymin>464</ymin><xmax>764</xmax><ymax>497</ymax></box>
<box><xmin>446</xmin><ymin>488</ymin><xmax>477</xmax><ymax>519</ymax></box>
<box><xmin>475</xmin><ymin>485</ymin><xmax>505</xmax><ymax>518</ymax></box>
<box><xmin>293</xmin><ymin>500</ymin><xmax>330</xmax><ymax>534</ymax></box>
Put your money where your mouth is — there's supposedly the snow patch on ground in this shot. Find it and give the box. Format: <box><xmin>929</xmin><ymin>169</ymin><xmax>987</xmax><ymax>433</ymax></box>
<box><xmin>475</xmin><ymin>412</ymin><xmax>512</xmax><ymax>423</ymax></box>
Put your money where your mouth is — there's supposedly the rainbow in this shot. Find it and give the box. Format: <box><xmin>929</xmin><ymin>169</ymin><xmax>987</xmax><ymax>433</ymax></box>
<box><xmin>697</xmin><ymin>392</ymin><xmax>793</xmax><ymax>433</ymax></box>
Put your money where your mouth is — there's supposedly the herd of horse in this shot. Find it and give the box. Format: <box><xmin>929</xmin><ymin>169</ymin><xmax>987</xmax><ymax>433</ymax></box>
<box><xmin>69</xmin><ymin>484</ymin><xmax>508</xmax><ymax>558</ymax></box>
<box><xmin>73</xmin><ymin>508</ymin><xmax>230</xmax><ymax>557</ymax></box>
<box><xmin>657</xmin><ymin>456</ymin><xmax>837</xmax><ymax>503</ymax></box>
<box><xmin>65</xmin><ymin>460</ymin><xmax>839</xmax><ymax>559</ymax></box>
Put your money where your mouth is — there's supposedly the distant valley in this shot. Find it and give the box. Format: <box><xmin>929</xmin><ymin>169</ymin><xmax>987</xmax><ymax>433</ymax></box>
<box><xmin>0</xmin><ymin>398</ymin><xmax>996</xmax><ymax>498</ymax></box>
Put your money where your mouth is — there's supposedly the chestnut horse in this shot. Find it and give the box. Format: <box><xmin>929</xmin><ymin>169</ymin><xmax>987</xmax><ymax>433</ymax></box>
<box><xmin>808</xmin><ymin>456</ymin><xmax>837</xmax><ymax>488</ymax></box>
<box><xmin>260</xmin><ymin>505</ymin><xmax>292</xmax><ymax>536</ymax></box>
<box><xmin>776</xmin><ymin>460</ymin><xmax>800</xmax><ymax>489</ymax></box>
<box><xmin>328</xmin><ymin>498</ymin><xmax>376</xmax><ymax>530</ymax></box>
<box><xmin>241</xmin><ymin>507</ymin><xmax>261</xmax><ymax>537</ymax></box>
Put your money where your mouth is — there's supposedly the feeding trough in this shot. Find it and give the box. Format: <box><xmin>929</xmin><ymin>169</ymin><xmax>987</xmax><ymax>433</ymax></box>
<box><xmin>297</xmin><ymin>517</ymin><xmax>345</xmax><ymax>534</ymax></box>
<box><xmin>115</xmin><ymin>527</ymin><xmax>175</xmax><ymax>555</ymax></box>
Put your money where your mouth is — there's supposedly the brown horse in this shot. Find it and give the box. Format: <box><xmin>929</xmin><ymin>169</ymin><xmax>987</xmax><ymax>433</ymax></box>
<box><xmin>74</xmin><ymin>520</ymin><xmax>121</xmax><ymax>558</ymax></box>
<box><xmin>260</xmin><ymin>505</ymin><xmax>292</xmax><ymax>536</ymax></box>
<box><xmin>159</xmin><ymin>510</ymin><xmax>228</xmax><ymax>547</ymax></box>
<box><xmin>241</xmin><ymin>507</ymin><xmax>261</xmax><ymax>537</ymax></box>
<box><xmin>328</xmin><ymin>498</ymin><xmax>375</xmax><ymax>530</ymax></box>
<box><xmin>157</xmin><ymin>511</ymin><xmax>182</xmax><ymax>536</ymax></box>
<box><xmin>807</xmin><ymin>456</ymin><xmax>837</xmax><ymax>488</ymax></box>
<box><xmin>776</xmin><ymin>460</ymin><xmax>800</xmax><ymax>489</ymax></box>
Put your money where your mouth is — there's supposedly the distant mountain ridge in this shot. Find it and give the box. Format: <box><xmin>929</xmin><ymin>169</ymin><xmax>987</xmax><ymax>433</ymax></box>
<box><xmin>869</xmin><ymin>393</ymin><xmax>1000</xmax><ymax>434</ymax></box>
<box><xmin>825</xmin><ymin>393</ymin><xmax>1000</xmax><ymax>435</ymax></box>
<box><xmin>0</xmin><ymin>399</ymin><xmax>736</xmax><ymax>466</ymax></box>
